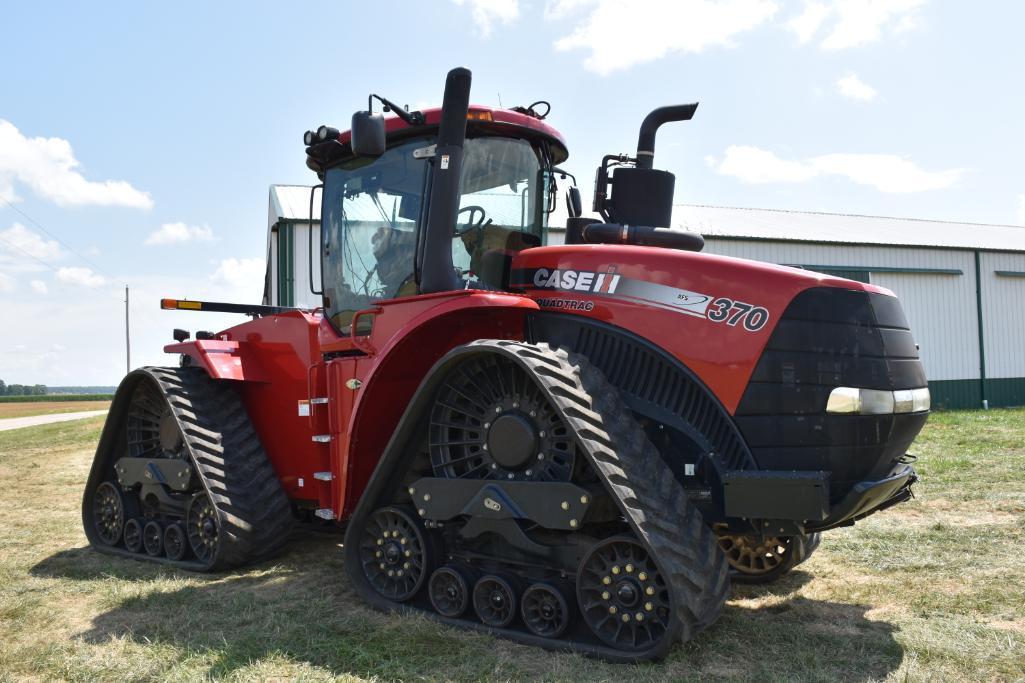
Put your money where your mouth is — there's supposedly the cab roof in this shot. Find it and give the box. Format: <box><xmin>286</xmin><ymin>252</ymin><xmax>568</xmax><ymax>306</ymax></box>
<box><xmin>305</xmin><ymin>105</ymin><xmax>568</xmax><ymax>173</ymax></box>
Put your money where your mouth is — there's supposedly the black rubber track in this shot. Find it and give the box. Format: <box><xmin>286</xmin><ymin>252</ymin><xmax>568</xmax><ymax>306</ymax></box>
<box><xmin>82</xmin><ymin>367</ymin><xmax>293</xmax><ymax>570</ymax></box>
<box><xmin>344</xmin><ymin>340</ymin><xmax>730</xmax><ymax>661</ymax></box>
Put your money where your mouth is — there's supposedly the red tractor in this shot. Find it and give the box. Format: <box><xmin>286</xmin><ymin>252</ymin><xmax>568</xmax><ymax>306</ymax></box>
<box><xmin>83</xmin><ymin>68</ymin><xmax>928</xmax><ymax>661</ymax></box>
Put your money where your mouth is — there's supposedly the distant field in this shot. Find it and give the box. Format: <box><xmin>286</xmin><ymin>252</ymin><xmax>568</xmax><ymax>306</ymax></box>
<box><xmin>0</xmin><ymin>400</ymin><xmax>112</xmax><ymax>419</ymax></box>
<box><xmin>0</xmin><ymin>410</ymin><xmax>1022</xmax><ymax>681</ymax></box>
<box><xmin>0</xmin><ymin>394</ymin><xmax>112</xmax><ymax>404</ymax></box>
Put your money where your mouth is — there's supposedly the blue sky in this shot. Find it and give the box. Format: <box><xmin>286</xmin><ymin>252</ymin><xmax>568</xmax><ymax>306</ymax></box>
<box><xmin>2</xmin><ymin>0</ymin><xmax>1023</xmax><ymax>385</ymax></box>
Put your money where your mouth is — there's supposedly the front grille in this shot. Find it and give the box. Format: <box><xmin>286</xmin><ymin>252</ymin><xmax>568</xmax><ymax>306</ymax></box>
<box><xmin>734</xmin><ymin>287</ymin><xmax>928</xmax><ymax>501</ymax></box>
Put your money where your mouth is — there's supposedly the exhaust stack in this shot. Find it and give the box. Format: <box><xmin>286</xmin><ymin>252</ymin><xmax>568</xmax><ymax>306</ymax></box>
<box><xmin>419</xmin><ymin>67</ymin><xmax>472</xmax><ymax>294</ymax></box>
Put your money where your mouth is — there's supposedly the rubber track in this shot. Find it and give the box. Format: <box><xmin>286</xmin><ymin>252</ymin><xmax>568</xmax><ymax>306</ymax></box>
<box><xmin>90</xmin><ymin>367</ymin><xmax>292</xmax><ymax>570</ymax></box>
<box><xmin>473</xmin><ymin>341</ymin><xmax>730</xmax><ymax>648</ymax></box>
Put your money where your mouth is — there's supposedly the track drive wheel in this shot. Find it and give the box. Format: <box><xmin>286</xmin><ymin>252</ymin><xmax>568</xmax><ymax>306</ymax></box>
<box><xmin>429</xmin><ymin>565</ymin><xmax>473</xmax><ymax>617</ymax></box>
<box><xmin>359</xmin><ymin>506</ymin><xmax>435</xmax><ymax>602</ymax></box>
<box><xmin>716</xmin><ymin>531</ymin><xmax>822</xmax><ymax>584</ymax></box>
<box><xmin>521</xmin><ymin>582</ymin><xmax>572</xmax><ymax>639</ymax></box>
<box><xmin>578</xmin><ymin>537</ymin><xmax>672</xmax><ymax>652</ymax></box>
<box><xmin>91</xmin><ymin>482</ymin><xmax>125</xmax><ymax>546</ymax></box>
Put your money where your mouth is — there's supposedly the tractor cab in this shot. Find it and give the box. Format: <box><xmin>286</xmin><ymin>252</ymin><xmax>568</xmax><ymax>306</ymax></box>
<box><xmin>305</xmin><ymin>98</ymin><xmax>568</xmax><ymax>333</ymax></box>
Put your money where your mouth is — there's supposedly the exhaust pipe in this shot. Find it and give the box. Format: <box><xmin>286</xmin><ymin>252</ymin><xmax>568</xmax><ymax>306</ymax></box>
<box><xmin>419</xmin><ymin>67</ymin><xmax>472</xmax><ymax>294</ymax></box>
<box><xmin>635</xmin><ymin>103</ymin><xmax>698</xmax><ymax>169</ymax></box>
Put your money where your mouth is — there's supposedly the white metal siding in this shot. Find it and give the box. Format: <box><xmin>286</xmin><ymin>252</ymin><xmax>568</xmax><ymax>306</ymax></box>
<box><xmin>290</xmin><ymin>222</ymin><xmax>322</xmax><ymax>310</ymax></box>
<box><xmin>704</xmin><ymin>239</ymin><xmax>978</xmax><ymax>382</ymax></box>
<box><xmin>979</xmin><ymin>252</ymin><xmax>1025</xmax><ymax>379</ymax></box>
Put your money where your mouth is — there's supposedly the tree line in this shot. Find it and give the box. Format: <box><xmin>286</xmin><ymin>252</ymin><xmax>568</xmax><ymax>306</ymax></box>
<box><xmin>0</xmin><ymin>380</ymin><xmax>48</xmax><ymax>396</ymax></box>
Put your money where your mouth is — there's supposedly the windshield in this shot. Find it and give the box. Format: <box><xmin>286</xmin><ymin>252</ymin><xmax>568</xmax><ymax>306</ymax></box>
<box><xmin>321</xmin><ymin>135</ymin><xmax>549</xmax><ymax>333</ymax></box>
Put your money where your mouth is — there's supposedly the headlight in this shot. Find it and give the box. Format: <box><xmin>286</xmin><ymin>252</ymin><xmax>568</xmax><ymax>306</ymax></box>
<box><xmin>826</xmin><ymin>387</ymin><xmax>930</xmax><ymax>414</ymax></box>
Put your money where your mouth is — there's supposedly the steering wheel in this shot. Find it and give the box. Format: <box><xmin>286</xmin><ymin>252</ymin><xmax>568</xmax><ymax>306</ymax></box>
<box><xmin>455</xmin><ymin>205</ymin><xmax>491</xmax><ymax>236</ymax></box>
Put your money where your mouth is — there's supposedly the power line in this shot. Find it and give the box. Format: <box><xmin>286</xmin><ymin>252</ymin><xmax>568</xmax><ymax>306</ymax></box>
<box><xmin>0</xmin><ymin>196</ymin><xmax>118</xmax><ymax>281</ymax></box>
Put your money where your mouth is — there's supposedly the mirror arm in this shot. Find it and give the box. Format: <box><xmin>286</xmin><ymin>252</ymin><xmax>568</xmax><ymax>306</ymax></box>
<box><xmin>370</xmin><ymin>94</ymin><xmax>425</xmax><ymax>126</ymax></box>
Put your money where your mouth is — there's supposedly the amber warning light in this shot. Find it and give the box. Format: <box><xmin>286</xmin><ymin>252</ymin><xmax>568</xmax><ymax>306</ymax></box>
<box><xmin>161</xmin><ymin>299</ymin><xmax>202</xmax><ymax>310</ymax></box>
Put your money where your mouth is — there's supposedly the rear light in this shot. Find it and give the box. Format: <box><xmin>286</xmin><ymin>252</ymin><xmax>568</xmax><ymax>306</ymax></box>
<box><xmin>826</xmin><ymin>387</ymin><xmax>930</xmax><ymax>414</ymax></box>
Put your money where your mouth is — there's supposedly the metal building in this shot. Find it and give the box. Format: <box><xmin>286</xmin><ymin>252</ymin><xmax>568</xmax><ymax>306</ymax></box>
<box><xmin>264</xmin><ymin>185</ymin><xmax>322</xmax><ymax>310</ymax></box>
<box><xmin>674</xmin><ymin>205</ymin><xmax>1025</xmax><ymax>410</ymax></box>
<box><xmin>266</xmin><ymin>184</ymin><xmax>1025</xmax><ymax>409</ymax></box>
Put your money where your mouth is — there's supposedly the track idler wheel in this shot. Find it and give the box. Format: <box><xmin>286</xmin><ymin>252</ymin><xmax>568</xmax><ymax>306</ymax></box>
<box><xmin>143</xmin><ymin>520</ymin><xmax>163</xmax><ymax>556</ymax></box>
<box><xmin>91</xmin><ymin>482</ymin><xmax>125</xmax><ymax>546</ymax></box>
<box><xmin>521</xmin><ymin>582</ymin><xmax>572</xmax><ymax>639</ymax></box>
<box><xmin>429</xmin><ymin>565</ymin><xmax>474</xmax><ymax>618</ymax></box>
<box><xmin>473</xmin><ymin>574</ymin><xmax>519</xmax><ymax>628</ymax></box>
<box><xmin>186</xmin><ymin>492</ymin><xmax>220</xmax><ymax>564</ymax></box>
<box><xmin>164</xmin><ymin>523</ymin><xmax>188</xmax><ymax>561</ymax></box>
<box><xmin>359</xmin><ymin>506</ymin><xmax>435</xmax><ymax>602</ymax></box>
<box><xmin>123</xmin><ymin>518</ymin><xmax>143</xmax><ymax>553</ymax></box>
<box><xmin>577</xmin><ymin>537</ymin><xmax>672</xmax><ymax>652</ymax></box>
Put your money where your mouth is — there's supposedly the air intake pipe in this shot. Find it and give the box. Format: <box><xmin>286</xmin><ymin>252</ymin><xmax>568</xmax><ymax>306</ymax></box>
<box><xmin>419</xmin><ymin>67</ymin><xmax>472</xmax><ymax>294</ymax></box>
<box><xmin>635</xmin><ymin>103</ymin><xmax>698</xmax><ymax>169</ymax></box>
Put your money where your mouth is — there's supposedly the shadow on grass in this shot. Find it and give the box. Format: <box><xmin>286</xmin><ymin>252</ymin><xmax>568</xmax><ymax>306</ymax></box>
<box><xmin>31</xmin><ymin>533</ymin><xmax>903</xmax><ymax>681</ymax></box>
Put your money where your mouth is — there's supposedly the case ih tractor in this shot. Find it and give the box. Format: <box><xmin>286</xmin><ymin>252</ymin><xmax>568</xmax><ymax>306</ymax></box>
<box><xmin>83</xmin><ymin>68</ymin><xmax>929</xmax><ymax>661</ymax></box>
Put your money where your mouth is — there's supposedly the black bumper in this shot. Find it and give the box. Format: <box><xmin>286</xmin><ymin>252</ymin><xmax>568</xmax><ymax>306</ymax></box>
<box><xmin>721</xmin><ymin>464</ymin><xmax>917</xmax><ymax>533</ymax></box>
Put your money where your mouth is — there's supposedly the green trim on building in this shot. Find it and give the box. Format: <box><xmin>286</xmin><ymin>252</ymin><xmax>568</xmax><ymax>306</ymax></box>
<box><xmin>704</xmin><ymin>234</ymin><xmax>1025</xmax><ymax>255</ymax></box>
<box><xmin>974</xmin><ymin>251</ymin><xmax>987</xmax><ymax>405</ymax></box>
<box><xmin>277</xmin><ymin>223</ymin><xmax>295</xmax><ymax>307</ymax></box>
<box><xmin>995</xmin><ymin>270</ymin><xmax>1025</xmax><ymax>277</ymax></box>
<box><xmin>928</xmin><ymin>377</ymin><xmax>1025</xmax><ymax>410</ymax></box>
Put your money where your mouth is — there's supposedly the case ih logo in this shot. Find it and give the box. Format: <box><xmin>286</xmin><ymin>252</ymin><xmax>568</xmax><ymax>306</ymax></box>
<box><xmin>532</xmin><ymin>267</ymin><xmax>621</xmax><ymax>294</ymax></box>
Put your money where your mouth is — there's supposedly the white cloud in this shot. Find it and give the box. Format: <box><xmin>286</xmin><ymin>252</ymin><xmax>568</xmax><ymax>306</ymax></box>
<box><xmin>836</xmin><ymin>72</ymin><xmax>877</xmax><ymax>101</ymax></box>
<box><xmin>145</xmin><ymin>222</ymin><xmax>215</xmax><ymax>246</ymax></box>
<box><xmin>453</xmin><ymin>0</ymin><xmax>520</xmax><ymax>37</ymax></box>
<box><xmin>0</xmin><ymin>272</ymin><xmax>15</xmax><ymax>293</ymax></box>
<box><xmin>1017</xmin><ymin>194</ymin><xmax>1025</xmax><ymax>225</ymax></box>
<box><xmin>787</xmin><ymin>1</ymin><xmax>830</xmax><ymax>43</ymax></box>
<box><xmin>551</xmin><ymin>0</ymin><xmax>778</xmax><ymax>74</ymax></box>
<box><xmin>0</xmin><ymin>120</ymin><xmax>153</xmax><ymax>209</ymax></box>
<box><xmin>708</xmin><ymin>146</ymin><xmax>818</xmax><ymax>183</ymax></box>
<box><xmin>815</xmin><ymin>0</ymin><xmax>927</xmax><ymax>50</ymax></box>
<box><xmin>710</xmin><ymin>145</ymin><xmax>965</xmax><ymax>193</ymax></box>
<box><xmin>210</xmin><ymin>258</ymin><xmax>265</xmax><ymax>302</ymax></box>
<box><xmin>0</xmin><ymin>223</ymin><xmax>64</xmax><ymax>263</ymax></box>
<box><xmin>57</xmin><ymin>266</ymin><xmax>106</xmax><ymax>288</ymax></box>
<box><xmin>30</xmin><ymin>279</ymin><xmax>48</xmax><ymax>294</ymax></box>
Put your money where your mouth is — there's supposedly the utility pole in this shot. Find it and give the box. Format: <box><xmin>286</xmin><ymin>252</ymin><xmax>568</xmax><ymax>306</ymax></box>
<box><xmin>125</xmin><ymin>285</ymin><xmax>131</xmax><ymax>373</ymax></box>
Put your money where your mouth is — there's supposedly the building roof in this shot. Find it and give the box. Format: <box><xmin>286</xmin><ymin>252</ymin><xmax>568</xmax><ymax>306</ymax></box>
<box><xmin>270</xmin><ymin>184</ymin><xmax>320</xmax><ymax>224</ymax></box>
<box><xmin>676</xmin><ymin>204</ymin><xmax>1025</xmax><ymax>253</ymax></box>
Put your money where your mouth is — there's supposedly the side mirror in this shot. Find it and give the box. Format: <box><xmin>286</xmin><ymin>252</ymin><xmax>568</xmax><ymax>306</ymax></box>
<box><xmin>351</xmin><ymin>111</ymin><xmax>386</xmax><ymax>156</ymax></box>
<box><xmin>566</xmin><ymin>186</ymin><xmax>582</xmax><ymax>218</ymax></box>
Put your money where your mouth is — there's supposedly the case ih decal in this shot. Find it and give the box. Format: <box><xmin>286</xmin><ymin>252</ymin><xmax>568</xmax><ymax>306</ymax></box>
<box><xmin>512</xmin><ymin>267</ymin><xmax>770</xmax><ymax>332</ymax></box>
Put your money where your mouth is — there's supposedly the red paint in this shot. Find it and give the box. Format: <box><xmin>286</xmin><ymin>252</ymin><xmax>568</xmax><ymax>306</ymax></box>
<box><xmin>165</xmin><ymin>245</ymin><xmax>884</xmax><ymax>521</ymax></box>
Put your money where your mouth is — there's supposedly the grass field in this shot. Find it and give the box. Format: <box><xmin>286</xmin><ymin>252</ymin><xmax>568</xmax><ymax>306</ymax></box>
<box><xmin>0</xmin><ymin>410</ymin><xmax>1022</xmax><ymax>682</ymax></box>
<box><xmin>0</xmin><ymin>400</ymin><xmax>111</xmax><ymax>419</ymax></box>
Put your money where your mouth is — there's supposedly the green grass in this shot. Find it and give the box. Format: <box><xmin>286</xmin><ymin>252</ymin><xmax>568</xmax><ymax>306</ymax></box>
<box><xmin>0</xmin><ymin>410</ymin><xmax>1023</xmax><ymax>681</ymax></box>
<box><xmin>0</xmin><ymin>394</ymin><xmax>113</xmax><ymax>403</ymax></box>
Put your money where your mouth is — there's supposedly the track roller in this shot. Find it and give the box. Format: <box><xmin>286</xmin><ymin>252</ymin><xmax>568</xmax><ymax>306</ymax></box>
<box><xmin>123</xmin><ymin>518</ymin><xmax>143</xmax><ymax>553</ymax></box>
<box><xmin>473</xmin><ymin>574</ymin><xmax>519</xmax><ymax>628</ymax></box>
<box><xmin>143</xmin><ymin>520</ymin><xmax>163</xmax><ymax>557</ymax></box>
<box><xmin>429</xmin><ymin>565</ymin><xmax>474</xmax><ymax>617</ymax></box>
<box><xmin>164</xmin><ymin>523</ymin><xmax>188</xmax><ymax>561</ymax></box>
<box><xmin>521</xmin><ymin>582</ymin><xmax>572</xmax><ymax>639</ymax></box>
